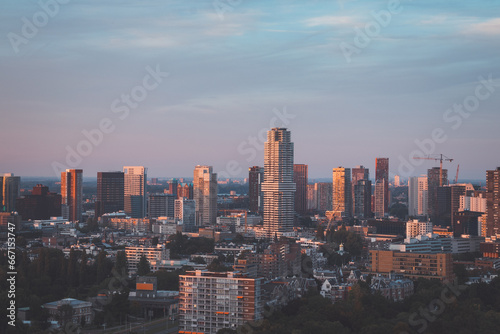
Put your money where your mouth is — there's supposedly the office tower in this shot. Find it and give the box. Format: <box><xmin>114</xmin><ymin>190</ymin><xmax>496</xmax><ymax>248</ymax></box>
<box><xmin>193</xmin><ymin>165</ymin><xmax>217</xmax><ymax>226</ymax></box>
<box><xmin>248</xmin><ymin>166</ymin><xmax>264</xmax><ymax>213</ymax></box>
<box><xmin>485</xmin><ymin>167</ymin><xmax>500</xmax><ymax>237</ymax></box>
<box><xmin>262</xmin><ymin>128</ymin><xmax>296</xmax><ymax>238</ymax></box>
<box><xmin>408</xmin><ymin>176</ymin><xmax>428</xmax><ymax>217</ymax></box>
<box><xmin>1</xmin><ymin>173</ymin><xmax>21</xmax><ymax>212</ymax></box>
<box><xmin>167</xmin><ymin>179</ymin><xmax>178</xmax><ymax>197</ymax></box>
<box><xmin>16</xmin><ymin>184</ymin><xmax>61</xmax><ymax>220</ymax></box>
<box><xmin>354</xmin><ymin>179</ymin><xmax>372</xmax><ymax>219</ymax></box>
<box><xmin>316</xmin><ymin>182</ymin><xmax>333</xmax><ymax>212</ymax></box>
<box><xmin>428</xmin><ymin>167</ymin><xmax>448</xmax><ymax>222</ymax></box>
<box><xmin>293</xmin><ymin>164</ymin><xmax>308</xmax><ymax>215</ymax></box>
<box><xmin>175</xmin><ymin>197</ymin><xmax>196</xmax><ymax>232</ymax></box>
<box><xmin>179</xmin><ymin>270</ymin><xmax>263</xmax><ymax>334</ymax></box>
<box><xmin>177</xmin><ymin>183</ymin><xmax>194</xmax><ymax>200</ymax></box>
<box><xmin>375</xmin><ymin>158</ymin><xmax>389</xmax><ymax>216</ymax></box>
<box><xmin>96</xmin><ymin>171</ymin><xmax>124</xmax><ymax>218</ymax></box>
<box><xmin>123</xmin><ymin>166</ymin><xmax>147</xmax><ymax>218</ymax></box>
<box><xmin>61</xmin><ymin>169</ymin><xmax>83</xmax><ymax>222</ymax></box>
<box><xmin>148</xmin><ymin>193</ymin><xmax>175</xmax><ymax>218</ymax></box>
<box><xmin>332</xmin><ymin>167</ymin><xmax>352</xmax><ymax>220</ymax></box>
<box><xmin>352</xmin><ymin>166</ymin><xmax>370</xmax><ymax>217</ymax></box>
<box><xmin>394</xmin><ymin>175</ymin><xmax>401</xmax><ymax>187</ymax></box>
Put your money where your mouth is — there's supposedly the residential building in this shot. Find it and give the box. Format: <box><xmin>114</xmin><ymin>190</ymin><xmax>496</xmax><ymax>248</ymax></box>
<box><xmin>354</xmin><ymin>179</ymin><xmax>372</xmax><ymax>219</ymax></box>
<box><xmin>148</xmin><ymin>193</ymin><xmax>175</xmax><ymax>218</ymax></box>
<box><xmin>262</xmin><ymin>128</ymin><xmax>296</xmax><ymax>238</ymax></box>
<box><xmin>428</xmin><ymin>167</ymin><xmax>448</xmax><ymax>223</ymax></box>
<box><xmin>175</xmin><ymin>197</ymin><xmax>196</xmax><ymax>232</ymax></box>
<box><xmin>293</xmin><ymin>164</ymin><xmax>308</xmax><ymax>215</ymax></box>
<box><xmin>125</xmin><ymin>244</ymin><xmax>170</xmax><ymax>274</ymax></box>
<box><xmin>179</xmin><ymin>270</ymin><xmax>263</xmax><ymax>334</ymax></box>
<box><xmin>406</xmin><ymin>219</ymin><xmax>433</xmax><ymax>238</ymax></box>
<box><xmin>375</xmin><ymin>158</ymin><xmax>389</xmax><ymax>216</ymax></box>
<box><xmin>485</xmin><ymin>167</ymin><xmax>500</xmax><ymax>237</ymax></box>
<box><xmin>248</xmin><ymin>166</ymin><xmax>264</xmax><ymax>213</ymax></box>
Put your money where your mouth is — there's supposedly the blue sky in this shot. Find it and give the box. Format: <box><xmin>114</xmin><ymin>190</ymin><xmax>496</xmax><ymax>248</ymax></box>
<box><xmin>1</xmin><ymin>0</ymin><xmax>499</xmax><ymax>180</ymax></box>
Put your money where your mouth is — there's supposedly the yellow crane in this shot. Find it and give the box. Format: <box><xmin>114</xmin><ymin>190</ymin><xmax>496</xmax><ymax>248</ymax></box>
<box><xmin>413</xmin><ymin>154</ymin><xmax>454</xmax><ymax>186</ymax></box>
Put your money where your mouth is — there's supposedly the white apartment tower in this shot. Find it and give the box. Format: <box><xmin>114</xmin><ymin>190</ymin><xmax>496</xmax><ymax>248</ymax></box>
<box><xmin>262</xmin><ymin>128</ymin><xmax>296</xmax><ymax>239</ymax></box>
<box><xmin>123</xmin><ymin>166</ymin><xmax>147</xmax><ymax>218</ymax></box>
<box><xmin>193</xmin><ymin>165</ymin><xmax>217</xmax><ymax>226</ymax></box>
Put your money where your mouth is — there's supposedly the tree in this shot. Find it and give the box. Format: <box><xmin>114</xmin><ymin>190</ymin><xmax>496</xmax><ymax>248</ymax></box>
<box><xmin>114</xmin><ymin>250</ymin><xmax>128</xmax><ymax>277</ymax></box>
<box><xmin>137</xmin><ymin>255</ymin><xmax>151</xmax><ymax>276</ymax></box>
<box><xmin>56</xmin><ymin>304</ymin><xmax>74</xmax><ymax>327</ymax></box>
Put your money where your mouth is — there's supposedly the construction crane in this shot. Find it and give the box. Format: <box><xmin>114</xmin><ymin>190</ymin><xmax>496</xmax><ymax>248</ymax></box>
<box><xmin>455</xmin><ymin>164</ymin><xmax>460</xmax><ymax>184</ymax></box>
<box><xmin>413</xmin><ymin>154</ymin><xmax>454</xmax><ymax>186</ymax></box>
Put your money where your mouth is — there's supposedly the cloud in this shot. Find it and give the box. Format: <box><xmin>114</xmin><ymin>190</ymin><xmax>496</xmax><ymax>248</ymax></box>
<box><xmin>304</xmin><ymin>15</ymin><xmax>358</xmax><ymax>27</ymax></box>
<box><xmin>465</xmin><ymin>18</ymin><xmax>500</xmax><ymax>35</ymax></box>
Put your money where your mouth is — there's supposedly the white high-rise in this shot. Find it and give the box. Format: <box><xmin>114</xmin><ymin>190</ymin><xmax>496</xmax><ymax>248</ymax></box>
<box><xmin>123</xmin><ymin>166</ymin><xmax>147</xmax><ymax>218</ymax></box>
<box><xmin>408</xmin><ymin>176</ymin><xmax>428</xmax><ymax>217</ymax></box>
<box><xmin>193</xmin><ymin>165</ymin><xmax>217</xmax><ymax>226</ymax></box>
<box><xmin>262</xmin><ymin>128</ymin><xmax>296</xmax><ymax>239</ymax></box>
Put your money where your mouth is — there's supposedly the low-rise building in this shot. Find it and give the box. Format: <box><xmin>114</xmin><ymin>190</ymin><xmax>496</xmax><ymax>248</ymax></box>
<box><xmin>43</xmin><ymin>298</ymin><xmax>93</xmax><ymax>327</ymax></box>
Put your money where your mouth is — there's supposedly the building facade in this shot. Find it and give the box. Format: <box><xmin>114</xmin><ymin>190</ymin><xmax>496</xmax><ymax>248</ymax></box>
<box><xmin>96</xmin><ymin>171</ymin><xmax>124</xmax><ymax>218</ymax></box>
<box><xmin>179</xmin><ymin>271</ymin><xmax>263</xmax><ymax>334</ymax></box>
<box><xmin>123</xmin><ymin>166</ymin><xmax>147</xmax><ymax>218</ymax></box>
<box><xmin>293</xmin><ymin>164</ymin><xmax>308</xmax><ymax>215</ymax></box>
<box><xmin>332</xmin><ymin>167</ymin><xmax>352</xmax><ymax>220</ymax></box>
<box><xmin>248</xmin><ymin>166</ymin><xmax>264</xmax><ymax>214</ymax></box>
<box><xmin>485</xmin><ymin>167</ymin><xmax>500</xmax><ymax>237</ymax></box>
<box><xmin>193</xmin><ymin>165</ymin><xmax>218</xmax><ymax>226</ymax></box>
<box><xmin>61</xmin><ymin>169</ymin><xmax>83</xmax><ymax>222</ymax></box>
<box><xmin>375</xmin><ymin>158</ymin><xmax>389</xmax><ymax>217</ymax></box>
<box><xmin>262</xmin><ymin>128</ymin><xmax>296</xmax><ymax>238</ymax></box>
<box><xmin>1</xmin><ymin>173</ymin><xmax>20</xmax><ymax>212</ymax></box>
<box><xmin>175</xmin><ymin>197</ymin><xmax>196</xmax><ymax>232</ymax></box>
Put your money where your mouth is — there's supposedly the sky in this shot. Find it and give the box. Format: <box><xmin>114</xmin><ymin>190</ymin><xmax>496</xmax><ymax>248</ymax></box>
<box><xmin>1</xmin><ymin>0</ymin><xmax>499</xmax><ymax>180</ymax></box>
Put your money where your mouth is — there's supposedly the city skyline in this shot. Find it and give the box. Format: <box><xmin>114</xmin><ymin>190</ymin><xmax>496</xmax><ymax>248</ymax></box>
<box><xmin>1</xmin><ymin>1</ymin><xmax>499</xmax><ymax>179</ymax></box>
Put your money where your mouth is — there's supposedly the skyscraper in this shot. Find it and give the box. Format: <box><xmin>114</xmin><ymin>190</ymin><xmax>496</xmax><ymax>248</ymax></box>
<box><xmin>123</xmin><ymin>166</ymin><xmax>147</xmax><ymax>218</ymax></box>
<box><xmin>352</xmin><ymin>166</ymin><xmax>370</xmax><ymax>217</ymax></box>
<box><xmin>61</xmin><ymin>169</ymin><xmax>83</xmax><ymax>222</ymax></box>
<box><xmin>332</xmin><ymin>167</ymin><xmax>352</xmax><ymax>220</ymax></box>
<box><xmin>148</xmin><ymin>193</ymin><xmax>175</xmax><ymax>218</ymax></box>
<box><xmin>248</xmin><ymin>166</ymin><xmax>264</xmax><ymax>214</ymax></box>
<box><xmin>354</xmin><ymin>179</ymin><xmax>372</xmax><ymax>219</ymax></box>
<box><xmin>408</xmin><ymin>176</ymin><xmax>428</xmax><ymax>217</ymax></box>
<box><xmin>96</xmin><ymin>171</ymin><xmax>124</xmax><ymax>218</ymax></box>
<box><xmin>1</xmin><ymin>173</ymin><xmax>20</xmax><ymax>212</ymax></box>
<box><xmin>175</xmin><ymin>197</ymin><xmax>196</xmax><ymax>232</ymax></box>
<box><xmin>293</xmin><ymin>164</ymin><xmax>308</xmax><ymax>215</ymax></box>
<box><xmin>16</xmin><ymin>184</ymin><xmax>61</xmax><ymax>220</ymax></box>
<box><xmin>193</xmin><ymin>165</ymin><xmax>217</xmax><ymax>226</ymax></box>
<box><xmin>167</xmin><ymin>179</ymin><xmax>178</xmax><ymax>197</ymax></box>
<box><xmin>375</xmin><ymin>158</ymin><xmax>389</xmax><ymax>216</ymax></box>
<box><xmin>485</xmin><ymin>167</ymin><xmax>500</xmax><ymax>237</ymax></box>
<box><xmin>428</xmin><ymin>167</ymin><xmax>448</xmax><ymax>223</ymax></box>
<box><xmin>262</xmin><ymin>128</ymin><xmax>296</xmax><ymax>239</ymax></box>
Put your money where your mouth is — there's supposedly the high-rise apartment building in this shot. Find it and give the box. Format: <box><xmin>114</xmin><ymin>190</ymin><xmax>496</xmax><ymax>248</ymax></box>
<box><xmin>428</xmin><ymin>167</ymin><xmax>448</xmax><ymax>223</ymax></box>
<box><xmin>485</xmin><ymin>167</ymin><xmax>500</xmax><ymax>237</ymax></box>
<box><xmin>406</xmin><ymin>219</ymin><xmax>433</xmax><ymax>238</ymax></box>
<box><xmin>307</xmin><ymin>184</ymin><xmax>317</xmax><ymax>211</ymax></box>
<box><xmin>248</xmin><ymin>166</ymin><xmax>264</xmax><ymax>214</ymax></box>
<box><xmin>179</xmin><ymin>270</ymin><xmax>263</xmax><ymax>334</ymax></box>
<box><xmin>61</xmin><ymin>169</ymin><xmax>83</xmax><ymax>222</ymax></box>
<box><xmin>1</xmin><ymin>173</ymin><xmax>21</xmax><ymax>212</ymax></box>
<box><xmin>293</xmin><ymin>164</ymin><xmax>308</xmax><ymax>215</ymax></box>
<box><xmin>375</xmin><ymin>158</ymin><xmax>389</xmax><ymax>216</ymax></box>
<box><xmin>408</xmin><ymin>176</ymin><xmax>428</xmax><ymax>217</ymax></box>
<box><xmin>175</xmin><ymin>197</ymin><xmax>196</xmax><ymax>232</ymax></box>
<box><xmin>374</xmin><ymin>180</ymin><xmax>386</xmax><ymax>218</ymax></box>
<box><xmin>96</xmin><ymin>171</ymin><xmax>124</xmax><ymax>218</ymax></box>
<box><xmin>193</xmin><ymin>165</ymin><xmax>217</xmax><ymax>226</ymax></box>
<box><xmin>316</xmin><ymin>182</ymin><xmax>333</xmax><ymax>212</ymax></box>
<box><xmin>123</xmin><ymin>166</ymin><xmax>147</xmax><ymax>218</ymax></box>
<box><xmin>354</xmin><ymin>179</ymin><xmax>372</xmax><ymax>219</ymax></box>
<box><xmin>148</xmin><ymin>193</ymin><xmax>175</xmax><ymax>218</ymax></box>
<box><xmin>262</xmin><ymin>128</ymin><xmax>296</xmax><ymax>238</ymax></box>
<box><xmin>352</xmin><ymin>166</ymin><xmax>370</xmax><ymax>218</ymax></box>
<box><xmin>332</xmin><ymin>167</ymin><xmax>352</xmax><ymax>220</ymax></box>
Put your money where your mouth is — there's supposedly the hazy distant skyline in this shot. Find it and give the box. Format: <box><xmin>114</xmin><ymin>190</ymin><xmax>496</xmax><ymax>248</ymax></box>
<box><xmin>1</xmin><ymin>0</ymin><xmax>499</xmax><ymax>180</ymax></box>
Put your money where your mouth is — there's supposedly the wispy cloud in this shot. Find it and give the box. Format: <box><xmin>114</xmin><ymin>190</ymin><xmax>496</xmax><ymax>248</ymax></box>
<box><xmin>304</xmin><ymin>15</ymin><xmax>358</xmax><ymax>27</ymax></box>
<box><xmin>465</xmin><ymin>18</ymin><xmax>500</xmax><ymax>35</ymax></box>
